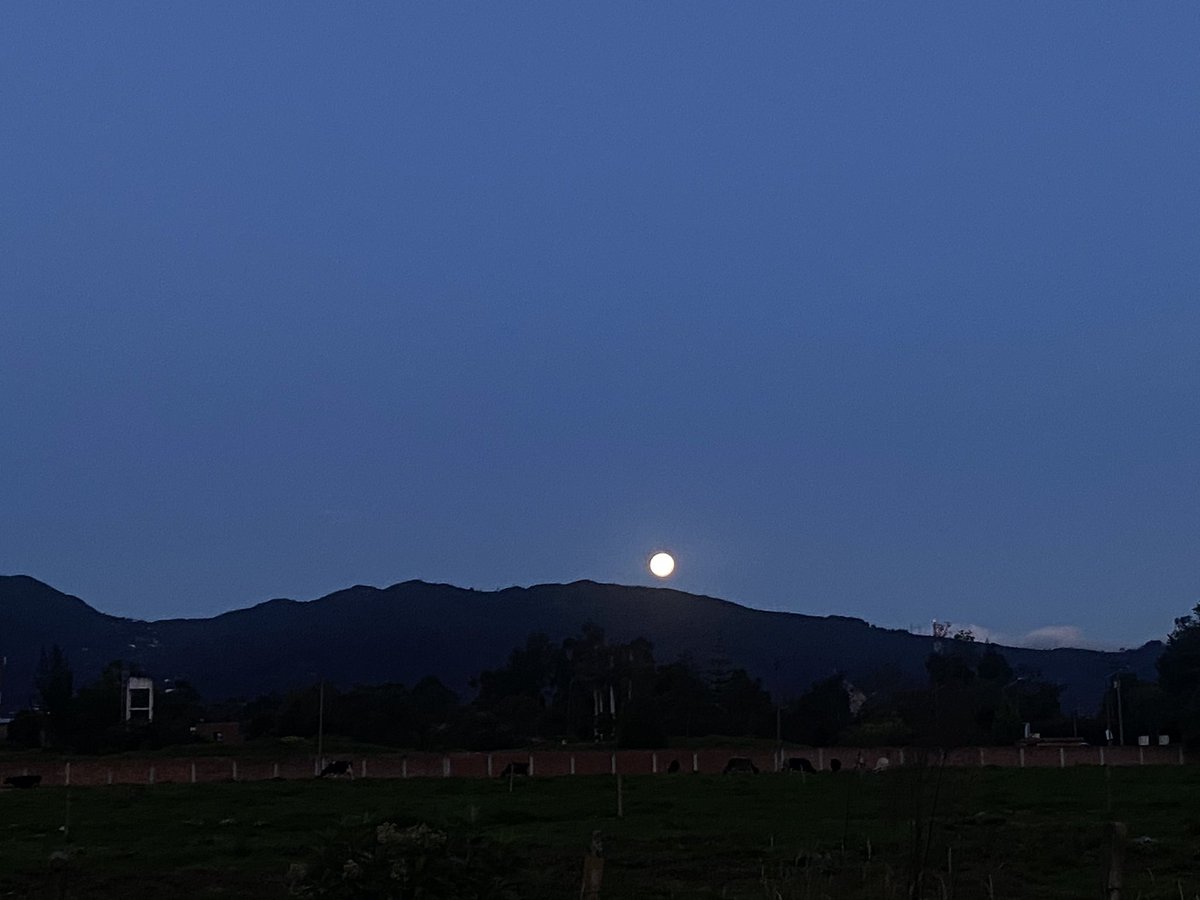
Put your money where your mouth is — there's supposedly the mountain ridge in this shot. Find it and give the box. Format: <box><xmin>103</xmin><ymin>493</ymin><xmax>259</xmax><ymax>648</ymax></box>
<box><xmin>0</xmin><ymin>574</ymin><xmax>1163</xmax><ymax>715</ymax></box>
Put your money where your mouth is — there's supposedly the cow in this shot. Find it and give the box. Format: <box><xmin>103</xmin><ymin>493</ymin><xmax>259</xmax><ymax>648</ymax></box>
<box><xmin>666</xmin><ymin>758</ymin><xmax>681</xmax><ymax>773</ymax></box>
<box><xmin>4</xmin><ymin>775</ymin><xmax>41</xmax><ymax>789</ymax></box>
<box><xmin>498</xmin><ymin>761</ymin><xmax>529</xmax><ymax>777</ymax></box>
<box><xmin>786</xmin><ymin>757</ymin><xmax>817</xmax><ymax>774</ymax></box>
<box><xmin>829</xmin><ymin>758</ymin><xmax>842</xmax><ymax>773</ymax></box>
<box><xmin>874</xmin><ymin>756</ymin><xmax>890</xmax><ymax>772</ymax></box>
<box><xmin>722</xmin><ymin>757</ymin><xmax>759</xmax><ymax>775</ymax></box>
<box><xmin>318</xmin><ymin>760</ymin><xmax>354</xmax><ymax>779</ymax></box>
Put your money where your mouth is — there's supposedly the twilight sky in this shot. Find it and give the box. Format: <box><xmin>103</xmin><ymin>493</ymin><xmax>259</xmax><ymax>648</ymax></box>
<box><xmin>3</xmin><ymin>5</ymin><xmax>1198</xmax><ymax>648</ymax></box>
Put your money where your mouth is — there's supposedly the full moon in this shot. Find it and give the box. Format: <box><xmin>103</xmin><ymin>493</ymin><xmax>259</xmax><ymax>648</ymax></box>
<box><xmin>648</xmin><ymin>552</ymin><xmax>675</xmax><ymax>578</ymax></box>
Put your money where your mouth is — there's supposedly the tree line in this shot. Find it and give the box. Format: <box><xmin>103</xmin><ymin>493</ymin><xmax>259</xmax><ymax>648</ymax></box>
<box><xmin>11</xmin><ymin>605</ymin><xmax>1200</xmax><ymax>754</ymax></box>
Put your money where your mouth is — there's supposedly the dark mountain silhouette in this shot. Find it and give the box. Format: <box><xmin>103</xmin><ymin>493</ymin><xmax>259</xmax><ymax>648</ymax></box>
<box><xmin>0</xmin><ymin>574</ymin><xmax>1162</xmax><ymax>714</ymax></box>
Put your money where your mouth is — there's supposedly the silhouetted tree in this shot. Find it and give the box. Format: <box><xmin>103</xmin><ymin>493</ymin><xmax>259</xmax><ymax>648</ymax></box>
<box><xmin>976</xmin><ymin>645</ymin><xmax>1013</xmax><ymax>683</ymax></box>
<box><xmin>785</xmin><ymin>675</ymin><xmax>853</xmax><ymax>746</ymax></box>
<box><xmin>34</xmin><ymin>644</ymin><xmax>74</xmax><ymax>746</ymax></box>
<box><xmin>616</xmin><ymin>695</ymin><xmax>667</xmax><ymax>748</ymax></box>
<box><xmin>5</xmin><ymin>710</ymin><xmax>42</xmax><ymax>748</ymax></box>
<box><xmin>474</xmin><ymin>632</ymin><xmax>562</xmax><ymax>709</ymax></box>
<box><xmin>712</xmin><ymin>668</ymin><xmax>774</xmax><ymax>737</ymax></box>
<box><xmin>152</xmin><ymin>679</ymin><xmax>204</xmax><ymax>746</ymax></box>
<box><xmin>653</xmin><ymin>657</ymin><xmax>715</xmax><ymax>738</ymax></box>
<box><xmin>1158</xmin><ymin>602</ymin><xmax>1200</xmax><ymax>745</ymax></box>
<box><xmin>70</xmin><ymin>661</ymin><xmax>126</xmax><ymax>753</ymax></box>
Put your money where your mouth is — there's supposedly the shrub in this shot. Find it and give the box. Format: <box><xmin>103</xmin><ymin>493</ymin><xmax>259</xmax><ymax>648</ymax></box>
<box><xmin>287</xmin><ymin>817</ymin><xmax>519</xmax><ymax>899</ymax></box>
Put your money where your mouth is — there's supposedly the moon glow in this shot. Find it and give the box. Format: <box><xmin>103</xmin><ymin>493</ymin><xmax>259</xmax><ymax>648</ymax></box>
<box><xmin>649</xmin><ymin>552</ymin><xmax>676</xmax><ymax>578</ymax></box>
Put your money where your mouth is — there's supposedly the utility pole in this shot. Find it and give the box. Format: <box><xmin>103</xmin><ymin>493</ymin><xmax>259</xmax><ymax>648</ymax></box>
<box><xmin>317</xmin><ymin>679</ymin><xmax>325</xmax><ymax>770</ymax></box>
<box><xmin>773</xmin><ymin>659</ymin><xmax>783</xmax><ymax>772</ymax></box>
<box><xmin>1114</xmin><ymin>677</ymin><xmax>1125</xmax><ymax>747</ymax></box>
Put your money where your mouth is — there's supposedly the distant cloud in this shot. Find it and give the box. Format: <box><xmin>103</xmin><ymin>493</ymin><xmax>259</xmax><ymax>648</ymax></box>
<box><xmin>1019</xmin><ymin>625</ymin><xmax>1087</xmax><ymax>649</ymax></box>
<box><xmin>916</xmin><ymin>621</ymin><xmax>1111</xmax><ymax>651</ymax></box>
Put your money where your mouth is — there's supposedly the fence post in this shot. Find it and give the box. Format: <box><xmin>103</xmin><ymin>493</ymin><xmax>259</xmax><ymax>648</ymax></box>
<box><xmin>611</xmin><ymin>753</ymin><xmax>617</xmax><ymax>775</ymax></box>
<box><xmin>1059</xmin><ymin>747</ymin><xmax>1065</xmax><ymax>769</ymax></box>
<box><xmin>570</xmin><ymin>754</ymin><xmax>576</xmax><ymax>775</ymax></box>
<box><xmin>1180</xmin><ymin>746</ymin><xmax>1186</xmax><ymax>766</ymax></box>
<box><xmin>231</xmin><ymin>760</ymin><xmax>238</xmax><ymax>781</ymax></box>
<box><xmin>443</xmin><ymin>756</ymin><xmax>450</xmax><ymax>778</ymax></box>
<box><xmin>64</xmin><ymin>762</ymin><xmax>71</xmax><ymax>786</ymax></box>
<box><xmin>273</xmin><ymin>762</ymin><xmax>280</xmax><ymax>779</ymax></box>
<box><xmin>1099</xmin><ymin>747</ymin><xmax>1105</xmax><ymax>767</ymax></box>
<box><xmin>191</xmin><ymin>762</ymin><xmax>197</xmax><ymax>783</ymax></box>
<box><xmin>818</xmin><ymin>748</ymin><xmax>824</xmax><ymax>771</ymax></box>
<box><xmin>402</xmin><ymin>758</ymin><xmax>408</xmax><ymax>779</ymax></box>
<box><xmin>360</xmin><ymin>759</ymin><xmax>366</xmax><ymax>779</ymax></box>
<box><xmin>149</xmin><ymin>766</ymin><xmax>156</xmax><ymax>785</ymax></box>
<box><xmin>486</xmin><ymin>754</ymin><xmax>493</xmax><ymax>777</ymax></box>
<box><xmin>528</xmin><ymin>754</ymin><xmax>534</xmax><ymax>776</ymax></box>
<box><xmin>652</xmin><ymin>752</ymin><xmax>658</xmax><ymax>774</ymax></box>
<box><xmin>1139</xmin><ymin>747</ymin><xmax>1145</xmax><ymax>766</ymax></box>
<box><xmin>692</xmin><ymin>752</ymin><xmax>698</xmax><ymax>773</ymax></box>
<box><xmin>1106</xmin><ymin>821</ymin><xmax>1128</xmax><ymax>900</ymax></box>
<box><xmin>107</xmin><ymin>769</ymin><xmax>113</xmax><ymax>786</ymax></box>
<box><xmin>979</xmin><ymin>748</ymin><xmax>985</xmax><ymax>767</ymax></box>
<box><xmin>1019</xmin><ymin>747</ymin><xmax>1025</xmax><ymax>768</ymax></box>
<box><xmin>581</xmin><ymin>830</ymin><xmax>604</xmax><ymax>900</ymax></box>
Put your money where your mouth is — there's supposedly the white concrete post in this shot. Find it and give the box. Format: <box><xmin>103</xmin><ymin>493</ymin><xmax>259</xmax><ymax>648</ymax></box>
<box><xmin>191</xmin><ymin>762</ymin><xmax>197</xmax><ymax>783</ymax></box>
<box><xmin>1139</xmin><ymin>747</ymin><xmax>1145</xmax><ymax>765</ymax></box>
<box><xmin>611</xmin><ymin>753</ymin><xmax>617</xmax><ymax>775</ymax></box>
<box><xmin>692</xmin><ymin>752</ymin><xmax>698</xmax><ymax>773</ymax></box>
<box><xmin>360</xmin><ymin>760</ymin><xmax>366</xmax><ymax>778</ymax></box>
<box><xmin>402</xmin><ymin>758</ymin><xmax>408</xmax><ymax>779</ymax></box>
<box><xmin>231</xmin><ymin>760</ymin><xmax>238</xmax><ymax>781</ymax></box>
<box><xmin>1019</xmin><ymin>747</ymin><xmax>1025</xmax><ymax>768</ymax></box>
<box><xmin>149</xmin><ymin>766</ymin><xmax>156</xmax><ymax>785</ymax></box>
<box><xmin>273</xmin><ymin>762</ymin><xmax>280</xmax><ymax>779</ymax></box>
<box><xmin>528</xmin><ymin>754</ymin><xmax>534</xmax><ymax>776</ymax></box>
<box><xmin>570</xmin><ymin>754</ymin><xmax>576</xmax><ymax>775</ymax></box>
<box><xmin>107</xmin><ymin>769</ymin><xmax>113</xmax><ymax>785</ymax></box>
<box><xmin>486</xmin><ymin>754</ymin><xmax>493</xmax><ymax>778</ymax></box>
<box><xmin>64</xmin><ymin>763</ymin><xmax>71</xmax><ymax>786</ymax></box>
<box><xmin>652</xmin><ymin>752</ymin><xmax>658</xmax><ymax>774</ymax></box>
<box><xmin>443</xmin><ymin>756</ymin><xmax>450</xmax><ymax>778</ymax></box>
<box><xmin>818</xmin><ymin>748</ymin><xmax>824</xmax><ymax>771</ymax></box>
<box><xmin>1059</xmin><ymin>747</ymin><xmax>1065</xmax><ymax>769</ymax></box>
<box><xmin>979</xmin><ymin>748</ymin><xmax>985</xmax><ymax>767</ymax></box>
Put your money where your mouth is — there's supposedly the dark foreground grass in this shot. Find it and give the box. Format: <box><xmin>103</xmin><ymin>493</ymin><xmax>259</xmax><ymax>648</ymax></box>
<box><xmin>2</xmin><ymin>765</ymin><xmax>1200</xmax><ymax>898</ymax></box>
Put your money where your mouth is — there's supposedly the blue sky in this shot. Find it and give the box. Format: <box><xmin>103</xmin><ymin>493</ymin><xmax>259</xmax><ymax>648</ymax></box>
<box><xmin>3</xmin><ymin>5</ymin><xmax>1198</xmax><ymax>648</ymax></box>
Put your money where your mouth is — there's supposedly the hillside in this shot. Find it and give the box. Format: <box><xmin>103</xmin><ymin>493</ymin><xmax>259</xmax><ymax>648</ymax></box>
<box><xmin>0</xmin><ymin>575</ymin><xmax>1163</xmax><ymax>714</ymax></box>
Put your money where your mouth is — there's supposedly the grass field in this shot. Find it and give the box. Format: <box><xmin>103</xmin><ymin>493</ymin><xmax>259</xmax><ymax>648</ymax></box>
<box><xmin>2</xmin><ymin>764</ymin><xmax>1199</xmax><ymax>899</ymax></box>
